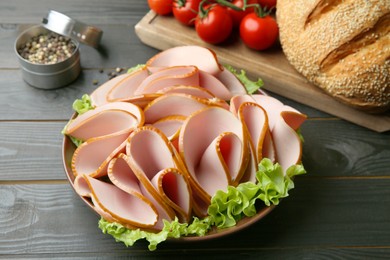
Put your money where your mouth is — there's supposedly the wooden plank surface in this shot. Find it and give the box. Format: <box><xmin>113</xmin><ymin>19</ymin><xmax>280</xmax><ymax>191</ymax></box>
<box><xmin>135</xmin><ymin>11</ymin><xmax>390</xmax><ymax>133</ymax></box>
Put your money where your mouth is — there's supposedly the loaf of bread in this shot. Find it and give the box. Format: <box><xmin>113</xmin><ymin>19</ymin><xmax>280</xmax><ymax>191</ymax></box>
<box><xmin>276</xmin><ymin>0</ymin><xmax>389</xmax><ymax>113</ymax></box>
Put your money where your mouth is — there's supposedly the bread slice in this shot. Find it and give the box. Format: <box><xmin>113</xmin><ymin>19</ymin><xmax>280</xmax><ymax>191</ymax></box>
<box><xmin>276</xmin><ymin>0</ymin><xmax>390</xmax><ymax>113</ymax></box>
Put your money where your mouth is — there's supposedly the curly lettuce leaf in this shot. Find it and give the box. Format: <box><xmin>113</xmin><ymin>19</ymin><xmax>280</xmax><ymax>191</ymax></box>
<box><xmin>99</xmin><ymin>217</ymin><xmax>211</xmax><ymax>251</ymax></box>
<box><xmin>127</xmin><ymin>64</ymin><xmax>146</xmax><ymax>74</ymax></box>
<box><xmin>224</xmin><ymin>64</ymin><xmax>264</xmax><ymax>94</ymax></box>
<box><xmin>208</xmin><ymin>158</ymin><xmax>306</xmax><ymax>228</ymax></box>
<box><xmin>72</xmin><ymin>94</ymin><xmax>93</xmax><ymax>115</ymax></box>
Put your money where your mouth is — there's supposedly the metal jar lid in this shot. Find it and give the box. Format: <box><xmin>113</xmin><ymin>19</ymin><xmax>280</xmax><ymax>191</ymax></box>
<box><xmin>42</xmin><ymin>10</ymin><xmax>103</xmax><ymax>48</ymax></box>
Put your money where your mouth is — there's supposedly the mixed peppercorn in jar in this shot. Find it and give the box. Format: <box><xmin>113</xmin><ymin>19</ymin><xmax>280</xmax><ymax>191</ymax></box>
<box><xmin>17</xmin><ymin>32</ymin><xmax>77</xmax><ymax>65</ymax></box>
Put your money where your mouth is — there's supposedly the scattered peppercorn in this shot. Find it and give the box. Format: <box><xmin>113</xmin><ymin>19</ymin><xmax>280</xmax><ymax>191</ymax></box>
<box><xmin>18</xmin><ymin>32</ymin><xmax>76</xmax><ymax>64</ymax></box>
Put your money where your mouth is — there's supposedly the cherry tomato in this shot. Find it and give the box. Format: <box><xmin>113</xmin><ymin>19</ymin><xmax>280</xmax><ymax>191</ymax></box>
<box><xmin>148</xmin><ymin>0</ymin><xmax>173</xmax><ymax>16</ymax></box>
<box><xmin>239</xmin><ymin>12</ymin><xmax>279</xmax><ymax>50</ymax></box>
<box><xmin>173</xmin><ymin>0</ymin><xmax>202</xmax><ymax>26</ymax></box>
<box><xmin>257</xmin><ymin>0</ymin><xmax>277</xmax><ymax>9</ymax></box>
<box><xmin>195</xmin><ymin>5</ymin><xmax>233</xmax><ymax>44</ymax></box>
<box><xmin>226</xmin><ymin>0</ymin><xmax>258</xmax><ymax>28</ymax></box>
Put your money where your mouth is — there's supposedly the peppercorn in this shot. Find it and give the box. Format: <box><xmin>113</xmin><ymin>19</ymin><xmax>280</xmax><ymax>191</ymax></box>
<box><xmin>18</xmin><ymin>32</ymin><xmax>76</xmax><ymax>65</ymax></box>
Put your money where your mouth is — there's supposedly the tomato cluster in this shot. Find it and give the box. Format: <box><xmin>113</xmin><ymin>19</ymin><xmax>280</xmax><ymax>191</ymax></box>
<box><xmin>147</xmin><ymin>0</ymin><xmax>278</xmax><ymax>51</ymax></box>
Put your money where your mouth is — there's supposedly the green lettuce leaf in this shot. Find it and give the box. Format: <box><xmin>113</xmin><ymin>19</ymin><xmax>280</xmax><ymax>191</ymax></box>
<box><xmin>257</xmin><ymin>158</ymin><xmax>306</xmax><ymax>206</ymax></box>
<box><xmin>72</xmin><ymin>94</ymin><xmax>93</xmax><ymax>115</ymax></box>
<box><xmin>127</xmin><ymin>64</ymin><xmax>146</xmax><ymax>74</ymax></box>
<box><xmin>297</xmin><ymin>128</ymin><xmax>305</xmax><ymax>143</ymax></box>
<box><xmin>208</xmin><ymin>158</ymin><xmax>306</xmax><ymax>228</ymax></box>
<box><xmin>68</xmin><ymin>135</ymin><xmax>84</xmax><ymax>147</ymax></box>
<box><xmin>224</xmin><ymin>64</ymin><xmax>264</xmax><ymax>94</ymax></box>
<box><xmin>99</xmin><ymin>216</ymin><xmax>211</xmax><ymax>251</ymax></box>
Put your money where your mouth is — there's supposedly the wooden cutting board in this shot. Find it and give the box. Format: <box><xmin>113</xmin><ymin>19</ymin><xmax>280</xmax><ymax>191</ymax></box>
<box><xmin>135</xmin><ymin>11</ymin><xmax>390</xmax><ymax>133</ymax></box>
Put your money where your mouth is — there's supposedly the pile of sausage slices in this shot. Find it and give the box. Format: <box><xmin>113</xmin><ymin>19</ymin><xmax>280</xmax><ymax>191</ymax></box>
<box><xmin>63</xmin><ymin>46</ymin><xmax>306</xmax><ymax>232</ymax></box>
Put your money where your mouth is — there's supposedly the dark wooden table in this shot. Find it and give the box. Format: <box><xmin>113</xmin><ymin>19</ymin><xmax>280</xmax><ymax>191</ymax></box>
<box><xmin>1</xmin><ymin>1</ymin><xmax>389</xmax><ymax>259</ymax></box>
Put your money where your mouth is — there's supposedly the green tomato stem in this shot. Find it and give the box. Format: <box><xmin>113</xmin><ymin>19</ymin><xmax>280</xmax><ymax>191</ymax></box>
<box><xmin>176</xmin><ymin>0</ymin><xmax>186</xmax><ymax>8</ymax></box>
<box><xmin>214</xmin><ymin>0</ymin><xmax>243</xmax><ymax>11</ymax></box>
<box><xmin>254</xmin><ymin>4</ymin><xmax>274</xmax><ymax>18</ymax></box>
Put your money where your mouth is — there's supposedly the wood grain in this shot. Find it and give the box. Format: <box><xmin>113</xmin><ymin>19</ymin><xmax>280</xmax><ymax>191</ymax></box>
<box><xmin>301</xmin><ymin>120</ymin><xmax>390</xmax><ymax>177</ymax></box>
<box><xmin>0</xmin><ymin>179</ymin><xmax>389</xmax><ymax>256</ymax></box>
<box><xmin>135</xmin><ymin>11</ymin><xmax>390</xmax><ymax>133</ymax></box>
<box><xmin>0</xmin><ymin>122</ymin><xmax>66</xmax><ymax>181</ymax></box>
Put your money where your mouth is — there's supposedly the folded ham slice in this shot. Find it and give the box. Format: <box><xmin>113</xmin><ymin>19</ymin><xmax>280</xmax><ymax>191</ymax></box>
<box><xmin>150</xmin><ymin>167</ymin><xmax>192</xmax><ymax>223</ymax></box>
<box><xmin>199</xmin><ymin>70</ymin><xmax>233</xmax><ymax>101</ymax></box>
<box><xmin>90</xmin><ymin>73</ymin><xmax>134</xmax><ymax>107</ymax></box>
<box><xmin>146</xmin><ymin>46</ymin><xmax>223</xmax><ymax>75</ymax></box>
<box><xmin>215</xmin><ymin>68</ymin><xmax>247</xmax><ymax>96</ymax></box>
<box><xmin>230</xmin><ymin>94</ymin><xmax>307</xmax><ymax>171</ymax></box>
<box><xmin>157</xmin><ymin>85</ymin><xmax>216</xmax><ymax>100</ymax></box>
<box><xmin>65</xmin><ymin>101</ymin><xmax>144</xmax><ymax>140</ymax></box>
<box><xmin>74</xmin><ymin>175</ymin><xmax>131</xmax><ymax>227</ymax></box>
<box><xmin>125</xmin><ymin>126</ymin><xmax>192</xmax><ymax>227</ymax></box>
<box><xmin>272</xmin><ymin>111</ymin><xmax>306</xmax><ymax>172</ymax></box>
<box><xmin>106</xmin><ymin>67</ymin><xmax>149</xmax><ymax>102</ymax></box>
<box><xmin>75</xmin><ymin>174</ymin><xmax>158</xmax><ymax>229</ymax></box>
<box><xmin>152</xmin><ymin>115</ymin><xmax>186</xmax><ymax>141</ymax></box>
<box><xmin>135</xmin><ymin>66</ymin><xmax>199</xmax><ymax>95</ymax></box>
<box><xmin>71</xmin><ymin>129</ymin><xmax>130</xmax><ymax>178</ymax></box>
<box><xmin>231</xmin><ymin>97</ymin><xmax>275</xmax><ymax>163</ymax></box>
<box><xmin>143</xmin><ymin>93</ymin><xmax>214</xmax><ymax>124</ymax></box>
<box><xmin>107</xmin><ymin>153</ymin><xmax>174</xmax><ymax>231</ymax></box>
<box><xmin>251</xmin><ymin>94</ymin><xmax>303</xmax><ymax>131</ymax></box>
<box><xmin>237</xmin><ymin>102</ymin><xmax>270</xmax><ymax>163</ymax></box>
<box><xmin>179</xmin><ymin>106</ymin><xmax>249</xmax><ymax>204</ymax></box>
<box><xmin>251</xmin><ymin>94</ymin><xmax>307</xmax><ymax>171</ymax></box>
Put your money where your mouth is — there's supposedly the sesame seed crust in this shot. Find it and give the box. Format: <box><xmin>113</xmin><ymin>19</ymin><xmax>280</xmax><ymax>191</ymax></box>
<box><xmin>276</xmin><ymin>0</ymin><xmax>390</xmax><ymax>113</ymax></box>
